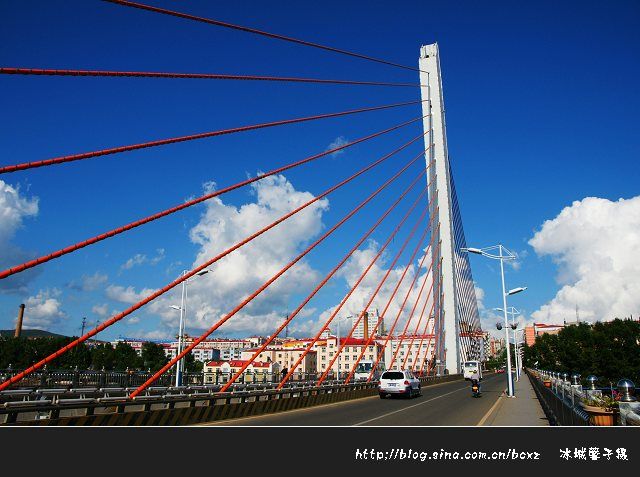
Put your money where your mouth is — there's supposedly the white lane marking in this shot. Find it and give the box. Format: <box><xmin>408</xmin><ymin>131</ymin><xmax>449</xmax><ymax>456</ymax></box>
<box><xmin>354</xmin><ymin>385</ymin><xmax>468</xmax><ymax>426</ymax></box>
<box><xmin>476</xmin><ymin>391</ymin><xmax>505</xmax><ymax>426</ymax></box>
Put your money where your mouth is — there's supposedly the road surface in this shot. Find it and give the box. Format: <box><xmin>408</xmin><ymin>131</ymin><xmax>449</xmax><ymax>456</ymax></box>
<box><xmin>201</xmin><ymin>373</ymin><xmax>506</xmax><ymax>426</ymax></box>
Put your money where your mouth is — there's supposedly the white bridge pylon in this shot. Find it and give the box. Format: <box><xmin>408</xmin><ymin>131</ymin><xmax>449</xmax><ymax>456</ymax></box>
<box><xmin>419</xmin><ymin>43</ymin><xmax>482</xmax><ymax>374</ymax></box>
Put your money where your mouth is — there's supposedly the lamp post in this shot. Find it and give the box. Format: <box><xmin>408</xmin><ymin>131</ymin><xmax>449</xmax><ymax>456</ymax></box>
<box><xmin>170</xmin><ymin>268</ymin><xmax>211</xmax><ymax>386</ymax></box>
<box><xmin>493</xmin><ymin>306</ymin><xmax>524</xmax><ymax>381</ymax></box>
<box><xmin>461</xmin><ymin>245</ymin><xmax>526</xmax><ymax>397</ymax></box>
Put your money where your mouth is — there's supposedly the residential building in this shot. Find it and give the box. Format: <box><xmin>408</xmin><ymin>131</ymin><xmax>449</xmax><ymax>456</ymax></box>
<box><xmin>203</xmin><ymin>360</ymin><xmax>277</xmax><ymax>384</ymax></box>
<box><xmin>240</xmin><ymin>346</ymin><xmax>317</xmax><ymax>374</ymax></box>
<box><xmin>315</xmin><ymin>336</ymin><xmax>380</xmax><ymax>374</ymax></box>
<box><xmin>377</xmin><ymin>334</ymin><xmax>436</xmax><ymax>372</ymax></box>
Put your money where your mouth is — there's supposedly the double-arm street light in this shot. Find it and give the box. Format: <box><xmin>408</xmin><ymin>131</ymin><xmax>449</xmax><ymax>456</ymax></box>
<box><xmin>461</xmin><ymin>245</ymin><xmax>526</xmax><ymax>397</ymax></box>
<box><xmin>170</xmin><ymin>268</ymin><xmax>212</xmax><ymax>386</ymax></box>
<box><xmin>494</xmin><ymin>306</ymin><xmax>524</xmax><ymax>381</ymax></box>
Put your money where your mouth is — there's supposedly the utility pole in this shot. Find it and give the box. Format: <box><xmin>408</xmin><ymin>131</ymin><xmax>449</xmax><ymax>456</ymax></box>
<box><xmin>81</xmin><ymin>317</ymin><xmax>87</xmax><ymax>337</ymax></box>
<box><xmin>285</xmin><ymin>313</ymin><xmax>289</xmax><ymax>339</ymax></box>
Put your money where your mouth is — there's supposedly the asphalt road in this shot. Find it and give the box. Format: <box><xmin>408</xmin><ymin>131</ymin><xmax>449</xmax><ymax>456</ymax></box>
<box><xmin>203</xmin><ymin>373</ymin><xmax>506</xmax><ymax>426</ymax></box>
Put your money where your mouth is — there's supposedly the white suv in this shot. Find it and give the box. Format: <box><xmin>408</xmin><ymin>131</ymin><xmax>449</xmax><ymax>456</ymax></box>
<box><xmin>378</xmin><ymin>370</ymin><xmax>421</xmax><ymax>399</ymax></box>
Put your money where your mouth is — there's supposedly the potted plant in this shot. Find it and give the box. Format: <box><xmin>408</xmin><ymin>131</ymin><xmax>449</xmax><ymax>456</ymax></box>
<box><xmin>581</xmin><ymin>395</ymin><xmax>619</xmax><ymax>426</ymax></box>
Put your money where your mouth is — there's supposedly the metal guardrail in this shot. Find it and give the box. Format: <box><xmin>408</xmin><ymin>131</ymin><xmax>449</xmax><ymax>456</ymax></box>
<box><xmin>0</xmin><ymin>368</ymin><xmax>353</xmax><ymax>389</ymax></box>
<box><xmin>0</xmin><ymin>373</ymin><xmax>462</xmax><ymax>425</ymax></box>
<box><xmin>528</xmin><ymin>369</ymin><xmax>640</xmax><ymax>426</ymax></box>
<box><xmin>527</xmin><ymin>369</ymin><xmax>589</xmax><ymax>425</ymax></box>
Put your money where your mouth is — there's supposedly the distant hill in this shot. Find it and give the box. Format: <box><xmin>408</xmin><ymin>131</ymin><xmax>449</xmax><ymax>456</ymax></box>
<box><xmin>0</xmin><ymin>329</ymin><xmax>68</xmax><ymax>339</ymax></box>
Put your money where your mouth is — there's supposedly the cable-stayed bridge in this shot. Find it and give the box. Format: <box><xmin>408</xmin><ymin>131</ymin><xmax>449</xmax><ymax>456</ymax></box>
<box><xmin>0</xmin><ymin>1</ymin><xmax>486</xmax><ymax>425</ymax></box>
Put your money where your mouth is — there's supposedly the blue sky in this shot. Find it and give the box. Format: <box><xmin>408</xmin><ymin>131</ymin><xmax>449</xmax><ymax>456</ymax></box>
<box><xmin>1</xmin><ymin>0</ymin><xmax>638</xmax><ymax>340</ymax></box>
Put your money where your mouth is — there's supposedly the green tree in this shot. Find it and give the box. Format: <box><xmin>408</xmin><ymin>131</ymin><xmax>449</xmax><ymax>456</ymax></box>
<box><xmin>91</xmin><ymin>343</ymin><xmax>116</xmax><ymax>370</ymax></box>
<box><xmin>184</xmin><ymin>352</ymin><xmax>203</xmax><ymax>373</ymax></box>
<box><xmin>524</xmin><ymin>319</ymin><xmax>640</xmax><ymax>384</ymax></box>
<box><xmin>113</xmin><ymin>342</ymin><xmax>139</xmax><ymax>371</ymax></box>
<box><xmin>139</xmin><ymin>342</ymin><xmax>169</xmax><ymax>372</ymax></box>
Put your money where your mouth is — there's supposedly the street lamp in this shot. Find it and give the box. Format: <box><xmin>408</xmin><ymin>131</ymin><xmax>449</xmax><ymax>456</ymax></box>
<box><xmin>494</xmin><ymin>306</ymin><xmax>524</xmax><ymax>381</ymax></box>
<box><xmin>461</xmin><ymin>245</ymin><xmax>526</xmax><ymax>397</ymax></box>
<box><xmin>170</xmin><ymin>268</ymin><xmax>212</xmax><ymax>387</ymax></box>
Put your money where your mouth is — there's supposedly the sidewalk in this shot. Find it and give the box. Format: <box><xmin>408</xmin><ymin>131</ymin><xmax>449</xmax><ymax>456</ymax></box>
<box><xmin>480</xmin><ymin>372</ymin><xmax>550</xmax><ymax>426</ymax></box>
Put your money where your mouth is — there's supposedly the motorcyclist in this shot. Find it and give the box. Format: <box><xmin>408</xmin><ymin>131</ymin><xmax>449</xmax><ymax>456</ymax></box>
<box><xmin>470</xmin><ymin>369</ymin><xmax>481</xmax><ymax>395</ymax></box>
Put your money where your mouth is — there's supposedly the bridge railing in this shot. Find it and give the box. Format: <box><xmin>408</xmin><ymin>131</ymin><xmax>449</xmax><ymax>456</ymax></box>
<box><xmin>527</xmin><ymin>368</ymin><xmax>639</xmax><ymax>426</ymax></box>
<box><xmin>0</xmin><ymin>373</ymin><xmax>462</xmax><ymax>425</ymax></box>
<box><xmin>0</xmin><ymin>368</ymin><xmax>442</xmax><ymax>389</ymax></box>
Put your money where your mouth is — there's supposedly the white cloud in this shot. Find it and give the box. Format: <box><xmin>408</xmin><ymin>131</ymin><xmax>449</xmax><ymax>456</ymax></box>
<box><xmin>146</xmin><ymin>174</ymin><xmax>329</xmax><ymax>336</ymax></box>
<box><xmin>149</xmin><ymin>248</ymin><xmax>165</xmax><ymax>265</ymax></box>
<box><xmin>120</xmin><ymin>249</ymin><xmax>165</xmax><ymax>271</ymax></box>
<box><xmin>474</xmin><ymin>285</ymin><xmax>485</xmax><ymax>311</ymax></box>
<box><xmin>327</xmin><ymin>136</ymin><xmax>349</xmax><ymax>157</ymax></box>
<box><xmin>92</xmin><ymin>303</ymin><xmax>109</xmax><ymax>317</ymax></box>
<box><xmin>298</xmin><ymin>241</ymin><xmax>436</xmax><ymax>339</ymax></box>
<box><xmin>121</xmin><ymin>254</ymin><xmax>147</xmax><ymax>271</ymax></box>
<box><xmin>529</xmin><ymin>196</ymin><xmax>640</xmax><ymax>324</ymax></box>
<box><xmin>69</xmin><ymin>272</ymin><xmax>108</xmax><ymax>291</ymax></box>
<box><xmin>139</xmin><ymin>329</ymin><xmax>172</xmax><ymax>341</ymax></box>
<box><xmin>0</xmin><ymin>181</ymin><xmax>38</xmax><ymax>244</ymax></box>
<box><xmin>22</xmin><ymin>288</ymin><xmax>65</xmax><ymax>329</ymax></box>
<box><xmin>105</xmin><ymin>285</ymin><xmax>158</xmax><ymax>304</ymax></box>
<box><xmin>0</xmin><ymin>180</ymin><xmax>39</xmax><ymax>294</ymax></box>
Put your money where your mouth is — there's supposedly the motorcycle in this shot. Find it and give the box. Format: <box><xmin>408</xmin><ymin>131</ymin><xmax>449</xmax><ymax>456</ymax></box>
<box><xmin>471</xmin><ymin>379</ymin><xmax>481</xmax><ymax>398</ymax></box>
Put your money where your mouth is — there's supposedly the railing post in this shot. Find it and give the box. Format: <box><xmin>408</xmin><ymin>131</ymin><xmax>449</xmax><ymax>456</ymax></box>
<box><xmin>72</xmin><ymin>366</ymin><xmax>80</xmax><ymax>388</ymax></box>
<box><xmin>41</xmin><ymin>365</ymin><xmax>49</xmax><ymax>388</ymax></box>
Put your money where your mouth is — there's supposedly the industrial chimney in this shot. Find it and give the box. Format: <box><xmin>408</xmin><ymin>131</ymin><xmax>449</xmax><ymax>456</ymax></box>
<box><xmin>15</xmin><ymin>304</ymin><xmax>25</xmax><ymax>338</ymax></box>
<box><xmin>363</xmin><ymin>311</ymin><xmax>369</xmax><ymax>341</ymax></box>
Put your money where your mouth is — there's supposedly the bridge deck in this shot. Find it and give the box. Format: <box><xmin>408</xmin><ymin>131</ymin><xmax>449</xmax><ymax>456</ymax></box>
<box><xmin>197</xmin><ymin>373</ymin><xmax>541</xmax><ymax>426</ymax></box>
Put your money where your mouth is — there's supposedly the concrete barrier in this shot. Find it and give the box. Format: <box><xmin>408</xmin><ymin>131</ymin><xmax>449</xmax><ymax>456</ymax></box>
<box><xmin>2</xmin><ymin>374</ymin><xmax>463</xmax><ymax>426</ymax></box>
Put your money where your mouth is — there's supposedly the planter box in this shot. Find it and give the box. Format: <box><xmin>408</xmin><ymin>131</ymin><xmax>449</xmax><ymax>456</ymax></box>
<box><xmin>581</xmin><ymin>404</ymin><xmax>618</xmax><ymax>426</ymax></box>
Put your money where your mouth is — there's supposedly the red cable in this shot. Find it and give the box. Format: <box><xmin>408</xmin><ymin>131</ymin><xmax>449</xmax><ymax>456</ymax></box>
<box><xmin>417</xmin><ymin>313</ymin><xmax>437</xmax><ymax>374</ymax></box>
<box><xmin>0</xmin><ymin>131</ymin><xmax>426</xmax><ymax>392</ymax></box>
<box><xmin>133</xmin><ymin>150</ymin><xmax>427</xmax><ymax>397</ymax></box>
<box><xmin>380</xmin><ymin>230</ymin><xmax>439</xmax><ymax>375</ymax></box>
<box><xmin>402</xmin><ymin>255</ymin><xmax>442</xmax><ymax>370</ymax></box>
<box><xmin>419</xmin><ymin>283</ymin><xmax>443</xmax><ymax>375</ymax></box>
<box><xmin>0</xmin><ymin>67</ymin><xmax>423</xmax><ymax>88</ymax></box>
<box><xmin>277</xmin><ymin>166</ymin><xmax>435</xmax><ymax>389</ymax></box>
<box><xmin>395</xmin><ymin>239</ymin><xmax>441</xmax><ymax>371</ymax></box>
<box><xmin>314</xmin><ymin>203</ymin><xmax>430</xmax><ymax>387</ymax></box>
<box><xmin>359</xmin><ymin>223</ymin><xmax>438</xmax><ymax>382</ymax></box>
<box><xmin>343</xmin><ymin>215</ymin><xmax>433</xmax><ymax>385</ymax></box>
<box><xmin>0</xmin><ymin>115</ymin><xmax>425</xmax><ymax>281</ymax></box>
<box><xmin>102</xmin><ymin>0</ymin><xmax>426</xmax><ymax>74</ymax></box>
<box><xmin>0</xmin><ymin>99</ymin><xmax>423</xmax><ymax>174</ymax></box>
<box><xmin>219</xmin><ymin>168</ymin><xmax>426</xmax><ymax>392</ymax></box>
<box><xmin>316</xmin><ymin>186</ymin><xmax>435</xmax><ymax>387</ymax></box>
